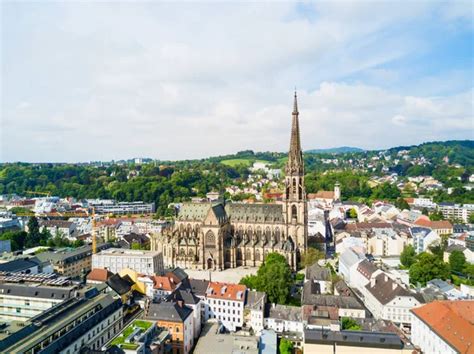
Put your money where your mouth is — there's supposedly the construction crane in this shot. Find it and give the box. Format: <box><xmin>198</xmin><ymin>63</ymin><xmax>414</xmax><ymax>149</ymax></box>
<box><xmin>25</xmin><ymin>190</ymin><xmax>52</xmax><ymax>198</ymax></box>
<box><xmin>91</xmin><ymin>207</ymin><xmax>97</xmax><ymax>254</ymax></box>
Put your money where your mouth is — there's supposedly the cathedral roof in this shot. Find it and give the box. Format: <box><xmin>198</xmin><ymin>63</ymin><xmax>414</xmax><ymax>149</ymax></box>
<box><xmin>225</xmin><ymin>203</ymin><xmax>284</xmax><ymax>223</ymax></box>
<box><xmin>177</xmin><ymin>203</ymin><xmax>212</xmax><ymax>221</ymax></box>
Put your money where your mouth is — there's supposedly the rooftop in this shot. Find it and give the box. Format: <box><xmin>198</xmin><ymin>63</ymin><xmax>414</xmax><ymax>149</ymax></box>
<box><xmin>411</xmin><ymin>300</ymin><xmax>474</xmax><ymax>354</ymax></box>
<box><xmin>206</xmin><ymin>281</ymin><xmax>246</xmax><ymax>301</ymax></box>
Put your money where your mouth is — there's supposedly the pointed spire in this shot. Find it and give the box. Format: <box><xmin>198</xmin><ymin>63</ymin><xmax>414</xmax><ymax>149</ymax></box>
<box><xmin>293</xmin><ymin>90</ymin><xmax>298</xmax><ymax>114</ymax></box>
<box><xmin>286</xmin><ymin>91</ymin><xmax>304</xmax><ymax>175</ymax></box>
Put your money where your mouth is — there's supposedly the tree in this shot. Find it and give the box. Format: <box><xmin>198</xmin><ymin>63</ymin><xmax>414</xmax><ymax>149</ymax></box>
<box><xmin>449</xmin><ymin>250</ymin><xmax>466</xmax><ymax>273</ymax></box>
<box><xmin>257</xmin><ymin>253</ymin><xmax>293</xmax><ymax>304</ymax></box>
<box><xmin>464</xmin><ymin>263</ymin><xmax>474</xmax><ymax>280</ymax></box>
<box><xmin>469</xmin><ymin>213</ymin><xmax>474</xmax><ymax>224</ymax></box>
<box><xmin>341</xmin><ymin>317</ymin><xmax>362</xmax><ymax>331</ymax></box>
<box><xmin>0</xmin><ymin>231</ymin><xmax>27</xmax><ymax>251</ymax></box>
<box><xmin>300</xmin><ymin>248</ymin><xmax>324</xmax><ymax>268</ymax></box>
<box><xmin>25</xmin><ymin>216</ymin><xmax>41</xmax><ymax>248</ymax></box>
<box><xmin>400</xmin><ymin>245</ymin><xmax>416</xmax><ymax>268</ymax></box>
<box><xmin>409</xmin><ymin>253</ymin><xmax>451</xmax><ymax>286</ymax></box>
<box><xmin>421</xmin><ymin>207</ymin><xmax>429</xmax><ymax>216</ymax></box>
<box><xmin>429</xmin><ymin>211</ymin><xmax>445</xmax><ymax>221</ymax></box>
<box><xmin>394</xmin><ymin>197</ymin><xmax>410</xmax><ymax>211</ymax></box>
<box><xmin>239</xmin><ymin>275</ymin><xmax>259</xmax><ymax>290</ymax></box>
<box><xmin>239</xmin><ymin>253</ymin><xmax>292</xmax><ymax>304</ymax></box>
<box><xmin>348</xmin><ymin>208</ymin><xmax>358</xmax><ymax>219</ymax></box>
<box><xmin>279</xmin><ymin>338</ymin><xmax>294</xmax><ymax>354</ymax></box>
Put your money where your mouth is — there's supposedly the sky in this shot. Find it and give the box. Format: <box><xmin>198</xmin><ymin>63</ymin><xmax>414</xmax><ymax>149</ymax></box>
<box><xmin>1</xmin><ymin>1</ymin><xmax>473</xmax><ymax>163</ymax></box>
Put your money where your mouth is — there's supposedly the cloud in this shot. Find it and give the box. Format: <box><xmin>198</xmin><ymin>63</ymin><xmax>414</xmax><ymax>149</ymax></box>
<box><xmin>1</xmin><ymin>1</ymin><xmax>472</xmax><ymax>162</ymax></box>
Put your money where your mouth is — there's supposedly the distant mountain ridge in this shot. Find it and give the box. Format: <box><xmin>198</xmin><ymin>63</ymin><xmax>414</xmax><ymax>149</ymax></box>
<box><xmin>305</xmin><ymin>146</ymin><xmax>364</xmax><ymax>154</ymax></box>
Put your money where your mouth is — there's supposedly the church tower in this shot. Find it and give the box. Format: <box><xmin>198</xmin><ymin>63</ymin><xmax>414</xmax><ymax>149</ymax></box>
<box><xmin>284</xmin><ymin>92</ymin><xmax>307</xmax><ymax>252</ymax></box>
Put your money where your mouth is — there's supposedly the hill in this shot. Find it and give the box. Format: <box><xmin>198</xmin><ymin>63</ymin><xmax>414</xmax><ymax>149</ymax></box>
<box><xmin>305</xmin><ymin>146</ymin><xmax>364</xmax><ymax>154</ymax></box>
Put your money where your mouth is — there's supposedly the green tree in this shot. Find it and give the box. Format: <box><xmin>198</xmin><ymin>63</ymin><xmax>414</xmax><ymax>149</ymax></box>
<box><xmin>469</xmin><ymin>213</ymin><xmax>474</xmax><ymax>224</ymax></box>
<box><xmin>300</xmin><ymin>248</ymin><xmax>325</xmax><ymax>268</ymax></box>
<box><xmin>279</xmin><ymin>338</ymin><xmax>294</xmax><ymax>354</ymax></box>
<box><xmin>348</xmin><ymin>208</ymin><xmax>358</xmax><ymax>219</ymax></box>
<box><xmin>341</xmin><ymin>317</ymin><xmax>362</xmax><ymax>331</ymax></box>
<box><xmin>257</xmin><ymin>253</ymin><xmax>293</xmax><ymax>304</ymax></box>
<box><xmin>429</xmin><ymin>211</ymin><xmax>445</xmax><ymax>221</ymax></box>
<box><xmin>464</xmin><ymin>263</ymin><xmax>474</xmax><ymax>280</ymax></box>
<box><xmin>0</xmin><ymin>231</ymin><xmax>27</xmax><ymax>251</ymax></box>
<box><xmin>400</xmin><ymin>245</ymin><xmax>416</xmax><ymax>268</ymax></box>
<box><xmin>394</xmin><ymin>197</ymin><xmax>410</xmax><ymax>210</ymax></box>
<box><xmin>239</xmin><ymin>275</ymin><xmax>259</xmax><ymax>290</ymax></box>
<box><xmin>25</xmin><ymin>216</ymin><xmax>41</xmax><ymax>248</ymax></box>
<box><xmin>409</xmin><ymin>253</ymin><xmax>451</xmax><ymax>286</ymax></box>
<box><xmin>449</xmin><ymin>250</ymin><xmax>466</xmax><ymax>273</ymax></box>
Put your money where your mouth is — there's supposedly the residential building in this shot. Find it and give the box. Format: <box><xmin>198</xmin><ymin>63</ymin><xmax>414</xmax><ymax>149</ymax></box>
<box><xmin>0</xmin><ymin>257</ymin><xmax>41</xmax><ymax>274</ymax></box>
<box><xmin>92</xmin><ymin>248</ymin><xmax>164</xmax><ymax>275</ymax></box>
<box><xmin>305</xmin><ymin>262</ymin><xmax>332</xmax><ymax>294</ymax></box>
<box><xmin>146</xmin><ymin>301</ymin><xmax>194</xmax><ymax>354</ymax></box>
<box><xmin>265</xmin><ymin>304</ymin><xmax>304</xmax><ymax>334</ymax></box>
<box><xmin>410</xmin><ymin>227</ymin><xmax>441</xmax><ymax>254</ymax></box>
<box><xmin>169</xmin><ymin>288</ymin><xmax>202</xmax><ymax>339</ymax></box>
<box><xmin>205</xmin><ymin>282</ymin><xmax>246</xmax><ymax>332</ymax></box>
<box><xmin>40</xmin><ymin>219</ymin><xmax>77</xmax><ymax>238</ymax></box>
<box><xmin>245</xmin><ymin>290</ymin><xmax>266</xmax><ymax>333</ymax></box>
<box><xmin>411</xmin><ymin>300</ymin><xmax>474</xmax><ymax>354</ymax></box>
<box><xmin>0</xmin><ymin>288</ymin><xmax>123</xmax><ymax>353</ymax></box>
<box><xmin>414</xmin><ymin>219</ymin><xmax>453</xmax><ymax>236</ymax></box>
<box><xmin>0</xmin><ymin>281</ymin><xmax>77</xmax><ymax>321</ymax></box>
<box><xmin>438</xmin><ymin>203</ymin><xmax>474</xmax><ymax>223</ymax></box>
<box><xmin>338</xmin><ymin>248</ymin><xmax>365</xmax><ymax>286</ymax></box>
<box><xmin>86</xmin><ymin>268</ymin><xmax>114</xmax><ymax>284</ymax></box>
<box><xmin>363</xmin><ymin>273</ymin><xmax>424</xmax><ymax>325</ymax></box>
<box><xmin>36</xmin><ymin>243</ymin><xmax>112</xmax><ymax>278</ymax></box>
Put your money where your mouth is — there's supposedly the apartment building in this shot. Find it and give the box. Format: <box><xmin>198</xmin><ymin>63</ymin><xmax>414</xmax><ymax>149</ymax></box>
<box><xmin>411</xmin><ymin>301</ymin><xmax>474</xmax><ymax>354</ymax></box>
<box><xmin>439</xmin><ymin>203</ymin><xmax>474</xmax><ymax>223</ymax></box>
<box><xmin>36</xmin><ymin>243</ymin><xmax>112</xmax><ymax>278</ymax></box>
<box><xmin>205</xmin><ymin>282</ymin><xmax>246</xmax><ymax>332</ymax></box>
<box><xmin>92</xmin><ymin>248</ymin><xmax>164</xmax><ymax>276</ymax></box>
<box><xmin>0</xmin><ymin>288</ymin><xmax>123</xmax><ymax>353</ymax></box>
<box><xmin>146</xmin><ymin>301</ymin><xmax>194</xmax><ymax>354</ymax></box>
<box><xmin>88</xmin><ymin>200</ymin><xmax>155</xmax><ymax>215</ymax></box>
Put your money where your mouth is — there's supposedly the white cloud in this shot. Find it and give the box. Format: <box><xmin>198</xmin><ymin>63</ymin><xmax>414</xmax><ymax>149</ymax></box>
<box><xmin>1</xmin><ymin>1</ymin><xmax>472</xmax><ymax>162</ymax></box>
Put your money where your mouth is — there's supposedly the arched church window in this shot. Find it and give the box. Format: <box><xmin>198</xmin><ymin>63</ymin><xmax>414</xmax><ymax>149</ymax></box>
<box><xmin>255</xmin><ymin>249</ymin><xmax>261</xmax><ymax>261</ymax></box>
<box><xmin>299</xmin><ymin>185</ymin><xmax>302</xmax><ymax>200</ymax></box>
<box><xmin>179</xmin><ymin>248</ymin><xmax>185</xmax><ymax>256</ymax></box>
<box><xmin>292</xmin><ymin>205</ymin><xmax>297</xmax><ymax>220</ymax></box>
<box><xmin>246</xmin><ymin>248</ymin><xmax>251</xmax><ymax>260</ymax></box>
<box><xmin>293</xmin><ymin>178</ymin><xmax>297</xmax><ymax>194</ymax></box>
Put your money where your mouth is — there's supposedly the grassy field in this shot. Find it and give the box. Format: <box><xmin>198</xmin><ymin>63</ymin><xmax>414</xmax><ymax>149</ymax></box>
<box><xmin>220</xmin><ymin>159</ymin><xmax>270</xmax><ymax>167</ymax></box>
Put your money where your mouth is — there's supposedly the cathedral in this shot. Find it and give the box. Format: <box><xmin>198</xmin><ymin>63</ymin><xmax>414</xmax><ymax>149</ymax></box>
<box><xmin>152</xmin><ymin>93</ymin><xmax>307</xmax><ymax>270</ymax></box>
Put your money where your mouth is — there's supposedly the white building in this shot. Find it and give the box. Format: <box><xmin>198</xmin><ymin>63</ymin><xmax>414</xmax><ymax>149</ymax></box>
<box><xmin>367</xmin><ymin>228</ymin><xmax>409</xmax><ymax>257</ymax></box>
<box><xmin>265</xmin><ymin>304</ymin><xmax>304</xmax><ymax>334</ymax></box>
<box><xmin>363</xmin><ymin>273</ymin><xmax>423</xmax><ymax>325</ymax></box>
<box><xmin>92</xmin><ymin>248</ymin><xmax>164</xmax><ymax>275</ymax></box>
<box><xmin>305</xmin><ymin>262</ymin><xmax>332</xmax><ymax>295</ymax></box>
<box><xmin>438</xmin><ymin>203</ymin><xmax>474</xmax><ymax>223</ymax></box>
<box><xmin>411</xmin><ymin>301</ymin><xmax>473</xmax><ymax>354</ymax></box>
<box><xmin>338</xmin><ymin>248</ymin><xmax>365</xmax><ymax>286</ymax></box>
<box><xmin>410</xmin><ymin>227</ymin><xmax>441</xmax><ymax>254</ymax></box>
<box><xmin>245</xmin><ymin>291</ymin><xmax>266</xmax><ymax>334</ymax></box>
<box><xmin>205</xmin><ymin>282</ymin><xmax>246</xmax><ymax>332</ymax></box>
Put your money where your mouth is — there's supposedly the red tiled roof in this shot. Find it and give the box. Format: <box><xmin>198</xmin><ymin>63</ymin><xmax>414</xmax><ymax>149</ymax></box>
<box><xmin>411</xmin><ymin>301</ymin><xmax>474</xmax><ymax>354</ymax></box>
<box><xmin>414</xmin><ymin>219</ymin><xmax>453</xmax><ymax>230</ymax></box>
<box><xmin>152</xmin><ymin>275</ymin><xmax>177</xmax><ymax>291</ymax></box>
<box><xmin>207</xmin><ymin>281</ymin><xmax>246</xmax><ymax>301</ymax></box>
<box><xmin>307</xmin><ymin>191</ymin><xmax>335</xmax><ymax>200</ymax></box>
<box><xmin>345</xmin><ymin>222</ymin><xmax>392</xmax><ymax>231</ymax></box>
<box><xmin>87</xmin><ymin>268</ymin><xmax>113</xmax><ymax>282</ymax></box>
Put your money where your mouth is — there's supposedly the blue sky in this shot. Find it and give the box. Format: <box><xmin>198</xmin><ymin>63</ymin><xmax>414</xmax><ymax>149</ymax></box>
<box><xmin>1</xmin><ymin>1</ymin><xmax>473</xmax><ymax>162</ymax></box>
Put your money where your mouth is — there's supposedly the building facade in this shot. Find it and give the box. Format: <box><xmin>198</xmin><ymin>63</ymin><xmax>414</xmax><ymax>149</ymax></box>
<box><xmin>152</xmin><ymin>93</ymin><xmax>307</xmax><ymax>270</ymax></box>
<box><xmin>92</xmin><ymin>248</ymin><xmax>164</xmax><ymax>275</ymax></box>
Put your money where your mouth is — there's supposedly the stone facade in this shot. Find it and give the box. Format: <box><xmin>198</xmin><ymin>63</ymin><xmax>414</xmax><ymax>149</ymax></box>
<box><xmin>152</xmin><ymin>93</ymin><xmax>307</xmax><ymax>270</ymax></box>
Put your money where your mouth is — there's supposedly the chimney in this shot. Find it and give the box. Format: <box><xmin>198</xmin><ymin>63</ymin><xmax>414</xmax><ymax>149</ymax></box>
<box><xmin>177</xmin><ymin>300</ymin><xmax>183</xmax><ymax>308</ymax></box>
<box><xmin>392</xmin><ymin>282</ymin><xmax>397</xmax><ymax>291</ymax></box>
<box><xmin>384</xmin><ymin>274</ymin><xmax>388</xmax><ymax>282</ymax></box>
<box><xmin>370</xmin><ymin>278</ymin><xmax>376</xmax><ymax>287</ymax></box>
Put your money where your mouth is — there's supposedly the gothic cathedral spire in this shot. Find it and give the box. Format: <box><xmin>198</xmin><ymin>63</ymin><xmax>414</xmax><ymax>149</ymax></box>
<box><xmin>284</xmin><ymin>91</ymin><xmax>307</xmax><ymax>254</ymax></box>
<box><xmin>286</xmin><ymin>91</ymin><xmax>304</xmax><ymax>176</ymax></box>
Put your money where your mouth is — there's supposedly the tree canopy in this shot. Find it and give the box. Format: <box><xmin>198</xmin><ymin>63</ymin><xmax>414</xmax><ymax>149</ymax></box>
<box><xmin>409</xmin><ymin>252</ymin><xmax>451</xmax><ymax>286</ymax></box>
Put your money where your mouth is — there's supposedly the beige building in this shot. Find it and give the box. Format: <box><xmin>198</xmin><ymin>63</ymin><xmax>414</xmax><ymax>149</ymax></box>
<box><xmin>152</xmin><ymin>94</ymin><xmax>307</xmax><ymax>270</ymax></box>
